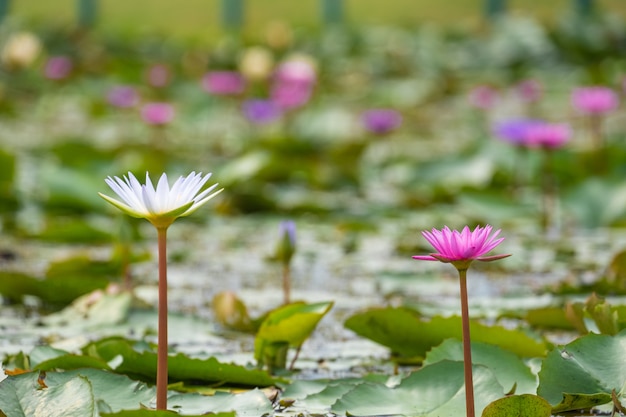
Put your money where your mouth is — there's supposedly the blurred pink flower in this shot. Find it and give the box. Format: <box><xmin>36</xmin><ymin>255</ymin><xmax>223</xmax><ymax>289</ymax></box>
<box><xmin>44</xmin><ymin>55</ymin><xmax>73</xmax><ymax>80</ymax></box>
<box><xmin>141</xmin><ymin>102</ymin><xmax>174</xmax><ymax>126</ymax></box>
<box><xmin>202</xmin><ymin>71</ymin><xmax>246</xmax><ymax>96</ymax></box>
<box><xmin>525</xmin><ymin>122</ymin><xmax>571</xmax><ymax>149</ymax></box>
<box><xmin>275</xmin><ymin>59</ymin><xmax>316</xmax><ymax>85</ymax></box>
<box><xmin>107</xmin><ymin>85</ymin><xmax>139</xmax><ymax>108</ymax></box>
<box><xmin>269</xmin><ymin>57</ymin><xmax>317</xmax><ymax>110</ymax></box>
<box><xmin>571</xmin><ymin>86</ymin><xmax>619</xmax><ymax>115</ymax></box>
<box><xmin>271</xmin><ymin>81</ymin><xmax>313</xmax><ymax>110</ymax></box>
<box><xmin>146</xmin><ymin>64</ymin><xmax>172</xmax><ymax>88</ymax></box>
<box><xmin>515</xmin><ymin>79</ymin><xmax>543</xmax><ymax>103</ymax></box>
<box><xmin>412</xmin><ymin>225</ymin><xmax>510</xmax><ymax>270</ymax></box>
<box><xmin>493</xmin><ymin>119</ymin><xmax>570</xmax><ymax>149</ymax></box>
<box><xmin>468</xmin><ymin>85</ymin><xmax>499</xmax><ymax>110</ymax></box>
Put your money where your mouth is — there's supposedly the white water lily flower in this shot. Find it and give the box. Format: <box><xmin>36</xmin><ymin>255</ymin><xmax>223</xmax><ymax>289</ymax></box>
<box><xmin>99</xmin><ymin>171</ymin><xmax>222</xmax><ymax>229</ymax></box>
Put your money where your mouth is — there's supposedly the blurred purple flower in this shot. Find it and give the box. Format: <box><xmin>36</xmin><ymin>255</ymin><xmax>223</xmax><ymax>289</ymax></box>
<box><xmin>44</xmin><ymin>55</ymin><xmax>73</xmax><ymax>80</ymax></box>
<box><xmin>361</xmin><ymin>109</ymin><xmax>403</xmax><ymax>135</ymax></box>
<box><xmin>141</xmin><ymin>102</ymin><xmax>174</xmax><ymax>126</ymax></box>
<box><xmin>515</xmin><ymin>79</ymin><xmax>542</xmax><ymax>103</ymax></box>
<box><xmin>526</xmin><ymin>122</ymin><xmax>571</xmax><ymax>149</ymax></box>
<box><xmin>571</xmin><ymin>86</ymin><xmax>619</xmax><ymax>115</ymax></box>
<box><xmin>241</xmin><ymin>99</ymin><xmax>282</xmax><ymax>124</ymax></box>
<box><xmin>468</xmin><ymin>85</ymin><xmax>499</xmax><ymax>110</ymax></box>
<box><xmin>202</xmin><ymin>71</ymin><xmax>246</xmax><ymax>96</ymax></box>
<box><xmin>146</xmin><ymin>64</ymin><xmax>172</xmax><ymax>88</ymax></box>
<box><xmin>492</xmin><ymin>118</ymin><xmax>545</xmax><ymax>146</ymax></box>
<box><xmin>277</xmin><ymin>220</ymin><xmax>296</xmax><ymax>265</ymax></box>
<box><xmin>107</xmin><ymin>86</ymin><xmax>139</xmax><ymax>108</ymax></box>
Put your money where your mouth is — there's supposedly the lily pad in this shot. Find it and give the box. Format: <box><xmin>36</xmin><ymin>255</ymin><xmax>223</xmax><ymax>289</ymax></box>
<box><xmin>537</xmin><ymin>329</ymin><xmax>626</xmax><ymax>413</ymax></box>
<box><xmin>86</xmin><ymin>337</ymin><xmax>280</xmax><ymax>387</ymax></box>
<box><xmin>424</xmin><ymin>339</ymin><xmax>538</xmax><ymax>394</ymax></box>
<box><xmin>344</xmin><ymin>307</ymin><xmax>547</xmax><ymax>360</ymax></box>
<box><xmin>481</xmin><ymin>394</ymin><xmax>552</xmax><ymax>417</ymax></box>
<box><xmin>331</xmin><ymin>360</ymin><xmax>504</xmax><ymax>416</ymax></box>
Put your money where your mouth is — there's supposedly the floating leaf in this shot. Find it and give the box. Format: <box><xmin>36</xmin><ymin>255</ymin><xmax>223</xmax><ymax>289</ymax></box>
<box><xmin>0</xmin><ymin>270</ymin><xmax>110</xmax><ymax>307</ymax></box>
<box><xmin>0</xmin><ymin>372</ymin><xmax>97</xmax><ymax>417</ymax></box>
<box><xmin>331</xmin><ymin>360</ymin><xmax>504</xmax><ymax>416</ymax></box>
<box><xmin>537</xmin><ymin>329</ymin><xmax>626</xmax><ymax>413</ymax></box>
<box><xmin>424</xmin><ymin>339</ymin><xmax>537</xmax><ymax>394</ymax></box>
<box><xmin>86</xmin><ymin>337</ymin><xmax>279</xmax><ymax>387</ymax></box>
<box><xmin>344</xmin><ymin>307</ymin><xmax>547</xmax><ymax>360</ymax></box>
<box><xmin>481</xmin><ymin>394</ymin><xmax>551</xmax><ymax>417</ymax></box>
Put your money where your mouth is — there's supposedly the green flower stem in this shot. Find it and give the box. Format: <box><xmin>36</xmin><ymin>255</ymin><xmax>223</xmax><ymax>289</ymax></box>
<box><xmin>156</xmin><ymin>227</ymin><xmax>169</xmax><ymax>410</ymax></box>
<box><xmin>458</xmin><ymin>268</ymin><xmax>475</xmax><ymax>417</ymax></box>
<box><xmin>282</xmin><ymin>264</ymin><xmax>291</xmax><ymax>305</ymax></box>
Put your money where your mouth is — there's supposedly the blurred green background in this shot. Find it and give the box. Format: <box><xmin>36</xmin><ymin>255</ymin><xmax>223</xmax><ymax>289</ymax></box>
<box><xmin>10</xmin><ymin>0</ymin><xmax>626</xmax><ymax>42</ymax></box>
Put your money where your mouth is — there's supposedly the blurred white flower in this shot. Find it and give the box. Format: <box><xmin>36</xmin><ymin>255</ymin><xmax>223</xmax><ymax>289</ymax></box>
<box><xmin>239</xmin><ymin>46</ymin><xmax>274</xmax><ymax>81</ymax></box>
<box><xmin>2</xmin><ymin>31</ymin><xmax>41</xmax><ymax>70</ymax></box>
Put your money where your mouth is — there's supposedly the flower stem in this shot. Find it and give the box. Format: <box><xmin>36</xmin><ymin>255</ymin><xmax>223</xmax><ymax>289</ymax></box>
<box><xmin>282</xmin><ymin>264</ymin><xmax>291</xmax><ymax>305</ymax></box>
<box><xmin>156</xmin><ymin>227</ymin><xmax>169</xmax><ymax>410</ymax></box>
<box><xmin>458</xmin><ymin>268</ymin><xmax>475</xmax><ymax>417</ymax></box>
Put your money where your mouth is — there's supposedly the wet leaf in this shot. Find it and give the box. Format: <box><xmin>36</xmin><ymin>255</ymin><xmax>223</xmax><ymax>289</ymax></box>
<box><xmin>0</xmin><ymin>372</ymin><xmax>97</xmax><ymax>417</ymax></box>
<box><xmin>481</xmin><ymin>394</ymin><xmax>552</xmax><ymax>417</ymax></box>
<box><xmin>537</xmin><ymin>329</ymin><xmax>626</xmax><ymax>413</ymax></box>
<box><xmin>168</xmin><ymin>389</ymin><xmax>273</xmax><ymax>416</ymax></box>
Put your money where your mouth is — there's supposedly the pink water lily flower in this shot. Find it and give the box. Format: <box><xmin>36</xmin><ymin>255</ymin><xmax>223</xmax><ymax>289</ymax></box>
<box><xmin>413</xmin><ymin>225</ymin><xmax>510</xmax><ymax>270</ymax></box>
<box><xmin>413</xmin><ymin>224</ymin><xmax>510</xmax><ymax>417</ymax></box>
<box><xmin>571</xmin><ymin>86</ymin><xmax>619</xmax><ymax>115</ymax></box>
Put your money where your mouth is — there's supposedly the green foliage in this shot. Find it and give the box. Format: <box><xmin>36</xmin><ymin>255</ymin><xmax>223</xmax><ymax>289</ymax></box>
<box><xmin>344</xmin><ymin>307</ymin><xmax>548</xmax><ymax>361</ymax></box>
<box><xmin>254</xmin><ymin>301</ymin><xmax>334</xmax><ymax>371</ymax></box>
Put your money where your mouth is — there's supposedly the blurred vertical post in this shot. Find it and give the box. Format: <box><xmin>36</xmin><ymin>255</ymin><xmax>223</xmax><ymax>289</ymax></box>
<box><xmin>573</xmin><ymin>0</ymin><xmax>594</xmax><ymax>15</ymax></box>
<box><xmin>0</xmin><ymin>0</ymin><xmax>9</xmax><ymax>23</ymax></box>
<box><xmin>77</xmin><ymin>0</ymin><xmax>97</xmax><ymax>27</ymax></box>
<box><xmin>221</xmin><ymin>0</ymin><xmax>244</xmax><ymax>30</ymax></box>
<box><xmin>321</xmin><ymin>0</ymin><xmax>344</xmax><ymax>25</ymax></box>
<box><xmin>484</xmin><ymin>0</ymin><xmax>506</xmax><ymax>19</ymax></box>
